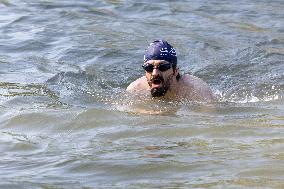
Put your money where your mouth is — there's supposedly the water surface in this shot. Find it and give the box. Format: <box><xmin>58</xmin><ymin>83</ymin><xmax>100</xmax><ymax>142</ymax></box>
<box><xmin>0</xmin><ymin>0</ymin><xmax>283</xmax><ymax>188</ymax></box>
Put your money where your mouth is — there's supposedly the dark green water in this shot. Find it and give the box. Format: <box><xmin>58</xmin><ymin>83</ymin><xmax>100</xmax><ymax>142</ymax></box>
<box><xmin>0</xmin><ymin>0</ymin><xmax>283</xmax><ymax>188</ymax></box>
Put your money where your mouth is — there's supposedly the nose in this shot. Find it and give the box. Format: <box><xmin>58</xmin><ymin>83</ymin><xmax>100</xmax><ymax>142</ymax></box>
<box><xmin>152</xmin><ymin>67</ymin><xmax>160</xmax><ymax>76</ymax></box>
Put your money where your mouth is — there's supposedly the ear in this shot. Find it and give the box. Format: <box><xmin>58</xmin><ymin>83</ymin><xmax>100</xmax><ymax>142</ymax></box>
<box><xmin>173</xmin><ymin>67</ymin><xmax>179</xmax><ymax>77</ymax></box>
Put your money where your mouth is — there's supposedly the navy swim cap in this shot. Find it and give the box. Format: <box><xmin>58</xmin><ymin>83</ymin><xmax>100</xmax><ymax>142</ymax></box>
<box><xmin>144</xmin><ymin>40</ymin><xmax>177</xmax><ymax>66</ymax></box>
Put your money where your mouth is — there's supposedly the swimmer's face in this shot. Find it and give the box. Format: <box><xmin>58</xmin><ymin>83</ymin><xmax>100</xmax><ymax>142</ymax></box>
<box><xmin>142</xmin><ymin>60</ymin><xmax>175</xmax><ymax>97</ymax></box>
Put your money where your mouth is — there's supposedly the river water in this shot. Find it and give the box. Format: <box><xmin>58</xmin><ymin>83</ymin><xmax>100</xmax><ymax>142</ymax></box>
<box><xmin>0</xmin><ymin>0</ymin><xmax>283</xmax><ymax>188</ymax></box>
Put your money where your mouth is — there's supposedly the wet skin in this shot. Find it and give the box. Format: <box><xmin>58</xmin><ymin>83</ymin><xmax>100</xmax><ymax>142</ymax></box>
<box><xmin>143</xmin><ymin>60</ymin><xmax>177</xmax><ymax>97</ymax></box>
<box><xmin>127</xmin><ymin>60</ymin><xmax>214</xmax><ymax>102</ymax></box>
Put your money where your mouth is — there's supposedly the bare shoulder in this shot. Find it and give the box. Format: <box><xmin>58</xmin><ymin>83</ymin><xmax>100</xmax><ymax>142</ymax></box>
<box><xmin>182</xmin><ymin>74</ymin><xmax>209</xmax><ymax>87</ymax></box>
<box><xmin>126</xmin><ymin>76</ymin><xmax>149</xmax><ymax>93</ymax></box>
<box><xmin>179</xmin><ymin>74</ymin><xmax>214</xmax><ymax>101</ymax></box>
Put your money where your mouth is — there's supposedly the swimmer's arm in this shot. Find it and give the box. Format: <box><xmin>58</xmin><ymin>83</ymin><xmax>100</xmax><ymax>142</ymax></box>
<box><xmin>182</xmin><ymin>74</ymin><xmax>215</xmax><ymax>101</ymax></box>
<box><xmin>126</xmin><ymin>76</ymin><xmax>149</xmax><ymax>93</ymax></box>
<box><xmin>126</xmin><ymin>83</ymin><xmax>135</xmax><ymax>92</ymax></box>
<box><xmin>126</xmin><ymin>80</ymin><xmax>139</xmax><ymax>93</ymax></box>
<box><xmin>194</xmin><ymin>81</ymin><xmax>215</xmax><ymax>101</ymax></box>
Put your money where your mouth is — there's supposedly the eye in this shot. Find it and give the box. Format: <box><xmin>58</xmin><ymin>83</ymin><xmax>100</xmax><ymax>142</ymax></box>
<box><xmin>142</xmin><ymin>64</ymin><xmax>154</xmax><ymax>72</ymax></box>
<box><xmin>158</xmin><ymin>63</ymin><xmax>171</xmax><ymax>71</ymax></box>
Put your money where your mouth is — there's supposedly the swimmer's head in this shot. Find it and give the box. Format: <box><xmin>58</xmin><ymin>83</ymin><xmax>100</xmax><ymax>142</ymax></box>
<box><xmin>144</xmin><ymin>40</ymin><xmax>177</xmax><ymax>68</ymax></box>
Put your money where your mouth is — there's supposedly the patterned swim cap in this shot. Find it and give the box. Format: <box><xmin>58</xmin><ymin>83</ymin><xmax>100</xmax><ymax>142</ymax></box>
<box><xmin>144</xmin><ymin>40</ymin><xmax>177</xmax><ymax>66</ymax></box>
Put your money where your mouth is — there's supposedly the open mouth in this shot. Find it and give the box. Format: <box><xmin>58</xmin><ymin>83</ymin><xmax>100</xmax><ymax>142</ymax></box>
<box><xmin>152</xmin><ymin>78</ymin><xmax>162</xmax><ymax>85</ymax></box>
<box><xmin>151</xmin><ymin>75</ymin><xmax>164</xmax><ymax>86</ymax></box>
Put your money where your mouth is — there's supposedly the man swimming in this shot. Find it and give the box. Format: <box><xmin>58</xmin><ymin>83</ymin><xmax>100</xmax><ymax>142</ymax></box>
<box><xmin>127</xmin><ymin>40</ymin><xmax>214</xmax><ymax>102</ymax></box>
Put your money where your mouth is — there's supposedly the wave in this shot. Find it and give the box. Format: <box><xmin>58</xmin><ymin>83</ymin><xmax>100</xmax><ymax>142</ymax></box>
<box><xmin>196</xmin><ymin>46</ymin><xmax>284</xmax><ymax>103</ymax></box>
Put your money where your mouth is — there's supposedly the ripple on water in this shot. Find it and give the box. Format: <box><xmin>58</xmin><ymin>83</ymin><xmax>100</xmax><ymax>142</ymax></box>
<box><xmin>0</xmin><ymin>0</ymin><xmax>283</xmax><ymax>188</ymax></box>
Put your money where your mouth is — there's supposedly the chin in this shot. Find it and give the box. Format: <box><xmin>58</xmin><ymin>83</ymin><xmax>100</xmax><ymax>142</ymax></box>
<box><xmin>150</xmin><ymin>86</ymin><xmax>167</xmax><ymax>97</ymax></box>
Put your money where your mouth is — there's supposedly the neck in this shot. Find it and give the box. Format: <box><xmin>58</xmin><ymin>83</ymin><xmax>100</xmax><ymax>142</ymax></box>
<box><xmin>163</xmin><ymin>76</ymin><xmax>180</xmax><ymax>99</ymax></box>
